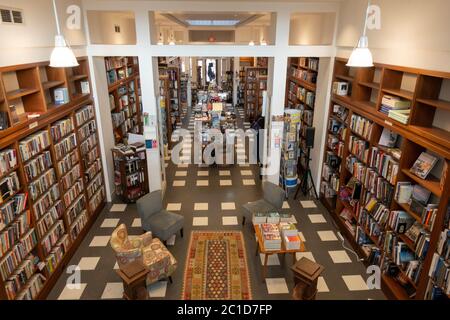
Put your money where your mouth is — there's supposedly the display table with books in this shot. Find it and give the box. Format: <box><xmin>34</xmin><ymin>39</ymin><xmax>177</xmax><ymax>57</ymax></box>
<box><xmin>253</xmin><ymin>221</ymin><xmax>306</xmax><ymax>281</ymax></box>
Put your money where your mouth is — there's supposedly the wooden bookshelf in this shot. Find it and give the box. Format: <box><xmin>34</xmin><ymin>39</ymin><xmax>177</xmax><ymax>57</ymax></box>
<box><xmin>0</xmin><ymin>58</ymin><xmax>106</xmax><ymax>300</ymax></box>
<box><xmin>284</xmin><ymin>57</ymin><xmax>319</xmax><ymax>180</ymax></box>
<box><xmin>320</xmin><ymin>57</ymin><xmax>450</xmax><ymax>300</ymax></box>
<box><xmin>104</xmin><ymin>57</ymin><xmax>142</xmax><ymax>144</ymax></box>
<box><xmin>244</xmin><ymin>66</ymin><xmax>268</xmax><ymax>122</ymax></box>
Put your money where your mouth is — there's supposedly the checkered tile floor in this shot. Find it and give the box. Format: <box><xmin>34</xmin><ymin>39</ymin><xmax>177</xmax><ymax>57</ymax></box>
<box><xmin>48</xmin><ymin>105</ymin><xmax>385</xmax><ymax>300</ymax></box>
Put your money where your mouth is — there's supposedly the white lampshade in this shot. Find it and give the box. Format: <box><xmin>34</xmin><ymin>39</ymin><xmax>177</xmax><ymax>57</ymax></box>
<box><xmin>260</xmin><ymin>39</ymin><xmax>267</xmax><ymax>46</ymax></box>
<box><xmin>50</xmin><ymin>35</ymin><xmax>79</xmax><ymax>67</ymax></box>
<box><xmin>249</xmin><ymin>40</ymin><xmax>255</xmax><ymax>46</ymax></box>
<box><xmin>346</xmin><ymin>36</ymin><xmax>373</xmax><ymax>67</ymax></box>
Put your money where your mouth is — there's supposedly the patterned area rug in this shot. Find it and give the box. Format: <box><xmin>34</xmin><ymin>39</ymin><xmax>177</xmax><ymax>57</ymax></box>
<box><xmin>182</xmin><ymin>231</ymin><xmax>252</xmax><ymax>300</ymax></box>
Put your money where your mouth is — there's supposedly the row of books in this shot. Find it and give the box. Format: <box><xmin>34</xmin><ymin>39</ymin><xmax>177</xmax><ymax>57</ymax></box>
<box><xmin>329</xmin><ymin>119</ymin><xmax>347</xmax><ymax>140</ymax></box>
<box><xmin>0</xmin><ymin>149</ymin><xmax>17</xmax><ymax>178</ymax></box>
<box><xmin>291</xmin><ymin>67</ymin><xmax>317</xmax><ymax>84</ymax></box>
<box><xmin>69</xmin><ymin>210</ymin><xmax>88</xmax><ymax>241</ymax></box>
<box><xmin>66</xmin><ymin>195</ymin><xmax>86</xmax><ymax>226</ymax></box>
<box><xmin>4</xmin><ymin>254</ymin><xmax>36</xmax><ymax>300</ymax></box>
<box><xmin>89</xmin><ymin>186</ymin><xmax>105</xmax><ymax>213</ymax></box>
<box><xmin>24</xmin><ymin>151</ymin><xmax>52</xmax><ymax>183</ymax></box>
<box><xmin>28</xmin><ymin>169</ymin><xmax>56</xmax><ymax>201</ymax></box>
<box><xmin>80</xmin><ymin>134</ymin><xmax>97</xmax><ymax>156</ymax></box>
<box><xmin>57</xmin><ymin>150</ymin><xmax>78</xmax><ymax>177</ymax></box>
<box><xmin>0</xmin><ymin>172</ymin><xmax>20</xmax><ymax>203</ymax></box>
<box><xmin>0</xmin><ymin>210</ymin><xmax>31</xmax><ymax>256</ymax></box>
<box><xmin>40</xmin><ymin>220</ymin><xmax>65</xmax><ymax>257</ymax></box>
<box><xmin>348</xmin><ymin>136</ymin><xmax>370</xmax><ymax>163</ymax></box>
<box><xmin>61</xmin><ymin>164</ymin><xmax>82</xmax><ymax>192</ymax></box>
<box><xmin>63</xmin><ymin>180</ymin><xmax>84</xmax><ymax>208</ymax></box>
<box><xmin>0</xmin><ymin>229</ymin><xmax>37</xmax><ymax>281</ymax></box>
<box><xmin>320</xmin><ymin>180</ymin><xmax>339</xmax><ymax>199</ymax></box>
<box><xmin>0</xmin><ymin>193</ymin><xmax>28</xmax><ymax>231</ymax></box>
<box><xmin>85</xmin><ymin>158</ymin><xmax>102</xmax><ymax>182</ymax></box>
<box><xmin>75</xmin><ymin>105</ymin><xmax>95</xmax><ymax>127</ymax></box>
<box><xmin>19</xmin><ymin>131</ymin><xmax>51</xmax><ymax>163</ymax></box>
<box><xmin>369</xmin><ymin>147</ymin><xmax>399</xmax><ymax>185</ymax></box>
<box><xmin>54</xmin><ymin>133</ymin><xmax>77</xmax><ymax>161</ymax></box>
<box><xmin>87</xmin><ymin>173</ymin><xmax>103</xmax><ymax>199</ymax></box>
<box><xmin>33</xmin><ymin>184</ymin><xmax>60</xmax><ymax>220</ymax></box>
<box><xmin>327</xmin><ymin>135</ymin><xmax>345</xmax><ymax>157</ymax></box>
<box><xmin>78</xmin><ymin>120</ymin><xmax>97</xmax><ymax>142</ymax></box>
<box><xmin>299</xmin><ymin>57</ymin><xmax>319</xmax><ymax>71</ymax></box>
<box><xmin>252</xmin><ymin>212</ymin><xmax>295</xmax><ymax>224</ymax></box>
<box><xmin>50</xmin><ymin>118</ymin><xmax>74</xmax><ymax>143</ymax></box>
<box><xmin>35</xmin><ymin>201</ymin><xmax>64</xmax><ymax>239</ymax></box>
<box><xmin>350</xmin><ymin>114</ymin><xmax>373</xmax><ymax>140</ymax></box>
<box><xmin>44</xmin><ymin>234</ymin><xmax>70</xmax><ymax>276</ymax></box>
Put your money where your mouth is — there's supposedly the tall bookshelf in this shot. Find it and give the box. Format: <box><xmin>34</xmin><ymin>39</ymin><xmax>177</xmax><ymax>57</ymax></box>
<box><xmin>320</xmin><ymin>57</ymin><xmax>450</xmax><ymax>300</ymax></box>
<box><xmin>285</xmin><ymin>57</ymin><xmax>319</xmax><ymax>176</ymax></box>
<box><xmin>158</xmin><ymin>66</ymin><xmax>180</xmax><ymax>147</ymax></box>
<box><xmin>0</xmin><ymin>58</ymin><xmax>105</xmax><ymax>300</ymax></box>
<box><xmin>105</xmin><ymin>56</ymin><xmax>143</xmax><ymax>144</ymax></box>
<box><xmin>244</xmin><ymin>66</ymin><xmax>268</xmax><ymax>122</ymax></box>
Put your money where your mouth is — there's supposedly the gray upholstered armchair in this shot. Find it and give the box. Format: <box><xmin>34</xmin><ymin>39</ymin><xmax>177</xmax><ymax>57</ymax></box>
<box><xmin>136</xmin><ymin>190</ymin><xmax>184</xmax><ymax>243</ymax></box>
<box><xmin>242</xmin><ymin>181</ymin><xmax>285</xmax><ymax>225</ymax></box>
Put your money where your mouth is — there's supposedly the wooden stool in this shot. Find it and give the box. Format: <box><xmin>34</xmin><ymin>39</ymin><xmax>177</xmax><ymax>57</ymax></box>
<box><xmin>115</xmin><ymin>268</ymin><xmax>149</xmax><ymax>300</ymax></box>
<box><xmin>291</xmin><ymin>257</ymin><xmax>324</xmax><ymax>300</ymax></box>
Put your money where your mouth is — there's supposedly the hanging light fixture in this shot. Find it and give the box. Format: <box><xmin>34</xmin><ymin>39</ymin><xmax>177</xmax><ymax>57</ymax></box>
<box><xmin>248</xmin><ymin>27</ymin><xmax>255</xmax><ymax>46</ymax></box>
<box><xmin>168</xmin><ymin>31</ymin><xmax>175</xmax><ymax>45</ymax></box>
<box><xmin>50</xmin><ymin>0</ymin><xmax>79</xmax><ymax>67</ymax></box>
<box><xmin>260</xmin><ymin>38</ymin><xmax>267</xmax><ymax>46</ymax></box>
<box><xmin>347</xmin><ymin>0</ymin><xmax>374</xmax><ymax>67</ymax></box>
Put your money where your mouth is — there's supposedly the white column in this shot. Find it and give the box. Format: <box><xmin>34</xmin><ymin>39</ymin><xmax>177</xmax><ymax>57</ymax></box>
<box><xmin>265</xmin><ymin>10</ymin><xmax>290</xmax><ymax>184</ymax></box>
<box><xmin>87</xmin><ymin>56</ymin><xmax>115</xmax><ymax>202</ymax></box>
<box><xmin>233</xmin><ymin>56</ymin><xmax>239</xmax><ymax>106</ymax></box>
<box><xmin>135</xmin><ymin>9</ymin><xmax>163</xmax><ymax>192</ymax></box>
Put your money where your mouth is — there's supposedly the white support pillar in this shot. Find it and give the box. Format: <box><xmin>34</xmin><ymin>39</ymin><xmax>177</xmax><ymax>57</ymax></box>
<box><xmin>135</xmin><ymin>9</ymin><xmax>163</xmax><ymax>192</ymax></box>
<box><xmin>265</xmin><ymin>9</ymin><xmax>290</xmax><ymax>184</ymax></box>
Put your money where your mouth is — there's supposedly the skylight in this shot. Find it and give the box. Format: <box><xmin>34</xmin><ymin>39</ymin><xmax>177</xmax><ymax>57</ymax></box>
<box><xmin>186</xmin><ymin>19</ymin><xmax>240</xmax><ymax>26</ymax></box>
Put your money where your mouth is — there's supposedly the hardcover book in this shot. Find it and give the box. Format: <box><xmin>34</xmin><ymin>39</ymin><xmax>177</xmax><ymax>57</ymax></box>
<box><xmin>410</xmin><ymin>152</ymin><xmax>439</xmax><ymax>180</ymax></box>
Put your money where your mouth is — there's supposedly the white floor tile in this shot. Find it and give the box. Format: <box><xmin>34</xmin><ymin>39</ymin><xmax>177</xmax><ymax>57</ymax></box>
<box><xmin>57</xmin><ymin>283</ymin><xmax>87</xmax><ymax>300</ymax></box>
<box><xmin>328</xmin><ymin>250</ymin><xmax>352</xmax><ymax>264</ymax></box>
<box><xmin>196</xmin><ymin>180</ymin><xmax>209</xmax><ymax>186</ymax></box>
<box><xmin>259</xmin><ymin>253</ymin><xmax>280</xmax><ymax>266</ymax></box>
<box><xmin>178</xmin><ymin>164</ymin><xmax>188</xmax><ymax>168</ymax></box>
<box><xmin>342</xmin><ymin>275</ymin><xmax>369</xmax><ymax>291</ymax></box>
<box><xmin>240</xmin><ymin>170</ymin><xmax>253</xmax><ymax>176</ymax></box>
<box><xmin>101</xmin><ymin>282</ymin><xmax>123</xmax><ymax>299</ymax></box>
<box><xmin>317</xmin><ymin>230</ymin><xmax>338</xmax><ymax>241</ymax></box>
<box><xmin>197</xmin><ymin>171</ymin><xmax>209</xmax><ymax>176</ymax></box>
<box><xmin>175</xmin><ymin>171</ymin><xmax>187</xmax><ymax>177</ymax></box>
<box><xmin>242</xmin><ymin>179</ymin><xmax>256</xmax><ymax>186</ymax></box>
<box><xmin>318</xmin><ymin>277</ymin><xmax>330</xmax><ymax>293</ymax></box>
<box><xmin>110</xmin><ymin>204</ymin><xmax>127</xmax><ymax>212</ymax></box>
<box><xmin>131</xmin><ymin>218</ymin><xmax>141</xmax><ymax>228</ymax></box>
<box><xmin>167</xmin><ymin>203</ymin><xmax>182</xmax><ymax>211</ymax></box>
<box><xmin>113</xmin><ymin>262</ymin><xmax>119</xmax><ymax>270</ymax></box>
<box><xmin>219</xmin><ymin>170</ymin><xmax>231</xmax><ymax>176</ymax></box>
<box><xmin>308</xmin><ymin>214</ymin><xmax>326</xmax><ymax>224</ymax></box>
<box><xmin>265</xmin><ymin>278</ymin><xmax>289</xmax><ymax>294</ymax></box>
<box><xmin>282</xmin><ymin>201</ymin><xmax>290</xmax><ymax>209</ymax></box>
<box><xmin>193</xmin><ymin>217</ymin><xmax>208</xmax><ymax>226</ymax></box>
<box><xmin>100</xmin><ymin>218</ymin><xmax>120</xmax><ymax>228</ymax></box>
<box><xmin>239</xmin><ymin>163</ymin><xmax>250</xmax><ymax>167</ymax></box>
<box><xmin>148</xmin><ymin>281</ymin><xmax>168</xmax><ymax>298</ymax></box>
<box><xmin>300</xmin><ymin>200</ymin><xmax>317</xmax><ymax>208</ymax></box>
<box><xmin>77</xmin><ymin>257</ymin><xmax>100</xmax><ymax>270</ymax></box>
<box><xmin>220</xmin><ymin>180</ymin><xmax>232</xmax><ymax>186</ymax></box>
<box><xmin>173</xmin><ymin>180</ymin><xmax>186</xmax><ymax>187</ymax></box>
<box><xmin>222</xmin><ymin>216</ymin><xmax>238</xmax><ymax>226</ymax></box>
<box><xmin>221</xmin><ymin>202</ymin><xmax>236</xmax><ymax>210</ymax></box>
<box><xmin>164</xmin><ymin>163</ymin><xmax>168</xmax><ymax>168</ymax></box>
<box><xmin>298</xmin><ymin>231</ymin><xmax>306</xmax><ymax>242</ymax></box>
<box><xmin>89</xmin><ymin>236</ymin><xmax>110</xmax><ymax>247</ymax></box>
<box><xmin>194</xmin><ymin>202</ymin><xmax>208</xmax><ymax>211</ymax></box>
<box><xmin>295</xmin><ymin>251</ymin><xmax>315</xmax><ymax>262</ymax></box>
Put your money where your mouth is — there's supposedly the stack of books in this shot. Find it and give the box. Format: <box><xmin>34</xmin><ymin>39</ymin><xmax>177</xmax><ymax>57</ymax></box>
<box><xmin>261</xmin><ymin>223</ymin><xmax>282</xmax><ymax>250</ymax></box>
<box><xmin>380</xmin><ymin>95</ymin><xmax>411</xmax><ymax>117</ymax></box>
<box><xmin>279</xmin><ymin>222</ymin><xmax>301</xmax><ymax>250</ymax></box>
<box><xmin>388</xmin><ymin>109</ymin><xmax>411</xmax><ymax>124</ymax></box>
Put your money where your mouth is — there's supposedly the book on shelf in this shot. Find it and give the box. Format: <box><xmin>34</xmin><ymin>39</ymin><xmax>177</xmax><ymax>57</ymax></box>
<box><xmin>8</xmin><ymin>105</ymin><xmax>19</xmax><ymax>124</ymax></box>
<box><xmin>332</xmin><ymin>82</ymin><xmax>349</xmax><ymax>96</ymax></box>
<box><xmin>54</xmin><ymin>88</ymin><xmax>69</xmax><ymax>105</ymax></box>
<box><xmin>388</xmin><ymin>109</ymin><xmax>410</xmax><ymax>124</ymax></box>
<box><xmin>394</xmin><ymin>182</ymin><xmax>413</xmax><ymax>204</ymax></box>
<box><xmin>381</xmin><ymin>95</ymin><xmax>411</xmax><ymax>109</ymax></box>
<box><xmin>378</xmin><ymin>128</ymin><xmax>398</xmax><ymax>148</ymax></box>
<box><xmin>410</xmin><ymin>152</ymin><xmax>439</xmax><ymax>180</ymax></box>
<box><xmin>0</xmin><ymin>112</ymin><xmax>9</xmax><ymax>130</ymax></box>
<box><xmin>80</xmin><ymin>81</ymin><xmax>90</xmax><ymax>94</ymax></box>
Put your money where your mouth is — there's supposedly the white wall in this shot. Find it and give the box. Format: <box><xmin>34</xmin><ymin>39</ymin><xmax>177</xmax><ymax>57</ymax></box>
<box><xmin>0</xmin><ymin>0</ymin><xmax>86</xmax><ymax>66</ymax></box>
<box><xmin>87</xmin><ymin>11</ymin><xmax>137</xmax><ymax>45</ymax></box>
<box><xmin>289</xmin><ymin>13</ymin><xmax>335</xmax><ymax>45</ymax></box>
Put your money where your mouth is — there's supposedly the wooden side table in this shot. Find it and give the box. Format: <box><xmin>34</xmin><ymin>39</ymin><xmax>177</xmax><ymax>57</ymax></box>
<box><xmin>115</xmin><ymin>268</ymin><xmax>149</xmax><ymax>300</ymax></box>
<box><xmin>291</xmin><ymin>257</ymin><xmax>324</xmax><ymax>300</ymax></box>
